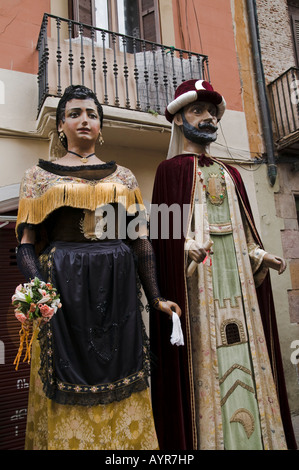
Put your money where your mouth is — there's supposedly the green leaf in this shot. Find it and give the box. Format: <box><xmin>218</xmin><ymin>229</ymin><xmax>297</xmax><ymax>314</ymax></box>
<box><xmin>25</xmin><ymin>293</ymin><xmax>32</xmax><ymax>304</ymax></box>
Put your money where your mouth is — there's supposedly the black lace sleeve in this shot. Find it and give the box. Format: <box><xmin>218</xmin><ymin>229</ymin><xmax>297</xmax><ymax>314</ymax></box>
<box><xmin>130</xmin><ymin>237</ymin><xmax>166</xmax><ymax>308</ymax></box>
<box><xmin>16</xmin><ymin>243</ymin><xmax>46</xmax><ymax>282</ymax></box>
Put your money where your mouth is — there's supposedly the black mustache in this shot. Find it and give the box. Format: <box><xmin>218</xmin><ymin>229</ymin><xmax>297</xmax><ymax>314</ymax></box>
<box><xmin>197</xmin><ymin>122</ymin><xmax>218</xmax><ymax>132</ymax></box>
<box><xmin>180</xmin><ymin>112</ymin><xmax>218</xmax><ymax>145</ymax></box>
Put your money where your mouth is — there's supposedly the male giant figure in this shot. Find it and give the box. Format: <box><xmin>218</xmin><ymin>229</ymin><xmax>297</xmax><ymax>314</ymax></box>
<box><xmin>150</xmin><ymin>79</ymin><xmax>296</xmax><ymax>450</ymax></box>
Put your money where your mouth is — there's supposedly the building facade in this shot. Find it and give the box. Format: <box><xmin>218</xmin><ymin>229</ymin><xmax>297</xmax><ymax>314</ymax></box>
<box><xmin>0</xmin><ymin>0</ymin><xmax>298</xmax><ymax>449</ymax></box>
<box><xmin>255</xmin><ymin>0</ymin><xmax>299</xmax><ymax>441</ymax></box>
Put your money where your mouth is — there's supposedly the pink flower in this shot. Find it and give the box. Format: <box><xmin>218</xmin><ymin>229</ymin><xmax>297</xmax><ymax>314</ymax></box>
<box><xmin>39</xmin><ymin>304</ymin><xmax>55</xmax><ymax>321</ymax></box>
<box><xmin>15</xmin><ymin>311</ymin><xmax>28</xmax><ymax>324</ymax></box>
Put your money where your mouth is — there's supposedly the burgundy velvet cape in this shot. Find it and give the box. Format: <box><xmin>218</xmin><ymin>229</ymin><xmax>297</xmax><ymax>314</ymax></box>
<box><xmin>150</xmin><ymin>154</ymin><xmax>296</xmax><ymax>450</ymax></box>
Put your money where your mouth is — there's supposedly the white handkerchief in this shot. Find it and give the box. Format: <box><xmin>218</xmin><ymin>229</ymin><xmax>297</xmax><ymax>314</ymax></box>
<box><xmin>170</xmin><ymin>312</ymin><xmax>184</xmax><ymax>346</ymax></box>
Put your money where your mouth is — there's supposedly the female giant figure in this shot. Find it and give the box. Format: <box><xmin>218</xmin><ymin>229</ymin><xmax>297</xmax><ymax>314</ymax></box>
<box><xmin>16</xmin><ymin>85</ymin><xmax>180</xmax><ymax>450</ymax></box>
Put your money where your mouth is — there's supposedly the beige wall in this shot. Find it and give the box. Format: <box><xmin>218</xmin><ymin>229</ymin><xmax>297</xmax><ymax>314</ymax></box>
<box><xmin>0</xmin><ymin>69</ymin><xmax>49</xmax><ymax>208</ymax></box>
<box><xmin>158</xmin><ymin>0</ymin><xmax>176</xmax><ymax>47</ymax></box>
<box><xmin>252</xmin><ymin>163</ymin><xmax>299</xmax><ymax>417</ymax></box>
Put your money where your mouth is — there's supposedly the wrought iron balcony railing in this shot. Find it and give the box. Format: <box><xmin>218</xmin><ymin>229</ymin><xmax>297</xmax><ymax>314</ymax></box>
<box><xmin>268</xmin><ymin>67</ymin><xmax>299</xmax><ymax>152</ymax></box>
<box><xmin>37</xmin><ymin>13</ymin><xmax>210</xmax><ymax>117</ymax></box>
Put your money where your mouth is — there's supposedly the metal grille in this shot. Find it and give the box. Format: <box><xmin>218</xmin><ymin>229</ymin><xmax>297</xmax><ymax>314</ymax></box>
<box><xmin>268</xmin><ymin>67</ymin><xmax>299</xmax><ymax>145</ymax></box>
<box><xmin>225</xmin><ymin>323</ymin><xmax>241</xmax><ymax>345</ymax></box>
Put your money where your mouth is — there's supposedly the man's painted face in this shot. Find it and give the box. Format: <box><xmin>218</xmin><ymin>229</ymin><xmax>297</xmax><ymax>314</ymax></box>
<box><xmin>180</xmin><ymin>101</ymin><xmax>218</xmax><ymax>145</ymax></box>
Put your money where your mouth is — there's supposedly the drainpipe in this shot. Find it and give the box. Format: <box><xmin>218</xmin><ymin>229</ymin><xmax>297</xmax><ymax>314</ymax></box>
<box><xmin>246</xmin><ymin>0</ymin><xmax>277</xmax><ymax>186</ymax></box>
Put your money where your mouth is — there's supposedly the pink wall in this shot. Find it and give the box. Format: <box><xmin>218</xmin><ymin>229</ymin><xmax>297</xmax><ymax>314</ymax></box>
<box><xmin>172</xmin><ymin>0</ymin><xmax>243</xmax><ymax>112</ymax></box>
<box><xmin>0</xmin><ymin>0</ymin><xmax>50</xmax><ymax>74</ymax></box>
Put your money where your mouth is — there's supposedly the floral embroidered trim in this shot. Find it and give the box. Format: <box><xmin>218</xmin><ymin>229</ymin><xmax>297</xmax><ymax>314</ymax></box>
<box><xmin>209</xmin><ymin>222</ymin><xmax>232</xmax><ymax>234</ymax></box>
<box><xmin>56</xmin><ymin>360</ymin><xmax>148</xmax><ymax>395</ymax></box>
<box><xmin>38</xmin><ymin>319</ymin><xmax>151</xmax><ymax>406</ymax></box>
<box><xmin>37</xmin><ymin>248</ymin><xmax>151</xmax><ymax>406</ymax></box>
<box><xmin>16</xmin><ymin>165</ymin><xmax>144</xmax><ymax>240</ymax></box>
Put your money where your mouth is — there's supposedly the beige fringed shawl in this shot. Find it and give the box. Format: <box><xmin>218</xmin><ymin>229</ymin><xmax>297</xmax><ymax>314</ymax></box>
<box><xmin>16</xmin><ymin>164</ymin><xmax>144</xmax><ymax>240</ymax></box>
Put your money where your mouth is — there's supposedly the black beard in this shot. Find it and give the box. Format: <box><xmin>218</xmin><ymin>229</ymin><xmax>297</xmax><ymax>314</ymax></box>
<box><xmin>181</xmin><ymin>112</ymin><xmax>218</xmax><ymax>145</ymax></box>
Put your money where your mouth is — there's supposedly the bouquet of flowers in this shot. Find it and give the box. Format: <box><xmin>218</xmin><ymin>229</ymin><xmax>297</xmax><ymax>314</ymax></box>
<box><xmin>12</xmin><ymin>277</ymin><xmax>61</xmax><ymax>370</ymax></box>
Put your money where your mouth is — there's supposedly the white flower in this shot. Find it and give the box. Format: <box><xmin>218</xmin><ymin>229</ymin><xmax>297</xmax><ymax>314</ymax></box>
<box><xmin>37</xmin><ymin>288</ymin><xmax>52</xmax><ymax>304</ymax></box>
<box><xmin>12</xmin><ymin>291</ymin><xmax>27</xmax><ymax>303</ymax></box>
<box><xmin>37</xmin><ymin>294</ymin><xmax>52</xmax><ymax>304</ymax></box>
<box><xmin>51</xmin><ymin>298</ymin><xmax>62</xmax><ymax>313</ymax></box>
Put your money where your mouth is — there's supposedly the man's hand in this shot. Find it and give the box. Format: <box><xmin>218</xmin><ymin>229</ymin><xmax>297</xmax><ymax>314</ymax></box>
<box><xmin>188</xmin><ymin>241</ymin><xmax>207</xmax><ymax>264</ymax></box>
<box><xmin>263</xmin><ymin>253</ymin><xmax>286</xmax><ymax>274</ymax></box>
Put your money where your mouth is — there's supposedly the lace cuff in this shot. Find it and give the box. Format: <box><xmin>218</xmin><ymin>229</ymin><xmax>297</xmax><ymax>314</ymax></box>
<box><xmin>16</xmin><ymin>243</ymin><xmax>46</xmax><ymax>282</ymax></box>
<box><xmin>130</xmin><ymin>238</ymin><xmax>166</xmax><ymax>308</ymax></box>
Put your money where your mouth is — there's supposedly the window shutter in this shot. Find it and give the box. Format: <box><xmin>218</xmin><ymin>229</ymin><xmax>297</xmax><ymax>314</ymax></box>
<box><xmin>138</xmin><ymin>0</ymin><xmax>161</xmax><ymax>43</ymax></box>
<box><xmin>291</xmin><ymin>14</ymin><xmax>299</xmax><ymax>67</ymax></box>
<box><xmin>0</xmin><ymin>223</ymin><xmax>30</xmax><ymax>450</ymax></box>
<box><xmin>69</xmin><ymin>0</ymin><xmax>95</xmax><ymax>37</ymax></box>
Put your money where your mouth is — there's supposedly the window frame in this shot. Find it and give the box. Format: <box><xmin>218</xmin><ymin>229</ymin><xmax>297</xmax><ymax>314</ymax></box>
<box><xmin>69</xmin><ymin>0</ymin><xmax>161</xmax><ymax>43</ymax></box>
<box><xmin>138</xmin><ymin>0</ymin><xmax>161</xmax><ymax>43</ymax></box>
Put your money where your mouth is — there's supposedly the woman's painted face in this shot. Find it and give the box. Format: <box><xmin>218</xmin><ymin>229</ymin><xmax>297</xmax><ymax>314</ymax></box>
<box><xmin>177</xmin><ymin>101</ymin><xmax>218</xmax><ymax>145</ymax></box>
<box><xmin>58</xmin><ymin>98</ymin><xmax>101</xmax><ymax>147</ymax></box>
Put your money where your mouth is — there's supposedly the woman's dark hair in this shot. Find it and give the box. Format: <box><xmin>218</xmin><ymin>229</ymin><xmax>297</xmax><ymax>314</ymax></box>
<box><xmin>56</xmin><ymin>85</ymin><xmax>104</xmax><ymax>149</ymax></box>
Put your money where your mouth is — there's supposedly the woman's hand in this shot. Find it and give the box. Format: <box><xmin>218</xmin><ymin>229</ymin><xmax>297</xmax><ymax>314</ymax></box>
<box><xmin>263</xmin><ymin>253</ymin><xmax>287</xmax><ymax>274</ymax></box>
<box><xmin>156</xmin><ymin>300</ymin><xmax>182</xmax><ymax>318</ymax></box>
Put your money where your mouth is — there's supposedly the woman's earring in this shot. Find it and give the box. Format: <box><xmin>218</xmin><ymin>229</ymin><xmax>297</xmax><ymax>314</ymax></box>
<box><xmin>58</xmin><ymin>130</ymin><xmax>67</xmax><ymax>149</ymax></box>
<box><xmin>59</xmin><ymin>131</ymin><xmax>65</xmax><ymax>142</ymax></box>
<box><xmin>99</xmin><ymin>131</ymin><xmax>104</xmax><ymax>146</ymax></box>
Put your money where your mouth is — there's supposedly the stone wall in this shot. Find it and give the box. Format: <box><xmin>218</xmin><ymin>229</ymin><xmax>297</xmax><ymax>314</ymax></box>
<box><xmin>255</xmin><ymin>0</ymin><xmax>299</xmax><ymax>326</ymax></box>
<box><xmin>256</xmin><ymin>0</ymin><xmax>296</xmax><ymax>83</ymax></box>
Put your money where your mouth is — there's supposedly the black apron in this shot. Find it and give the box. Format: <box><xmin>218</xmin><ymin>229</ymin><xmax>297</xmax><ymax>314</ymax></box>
<box><xmin>38</xmin><ymin>240</ymin><xmax>150</xmax><ymax>406</ymax></box>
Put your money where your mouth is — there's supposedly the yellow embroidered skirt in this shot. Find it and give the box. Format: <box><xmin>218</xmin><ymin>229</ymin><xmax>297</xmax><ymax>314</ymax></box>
<box><xmin>25</xmin><ymin>337</ymin><xmax>159</xmax><ymax>450</ymax></box>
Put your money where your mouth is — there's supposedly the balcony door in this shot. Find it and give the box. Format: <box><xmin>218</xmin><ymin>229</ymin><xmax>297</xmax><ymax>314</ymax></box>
<box><xmin>70</xmin><ymin>0</ymin><xmax>161</xmax><ymax>43</ymax></box>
